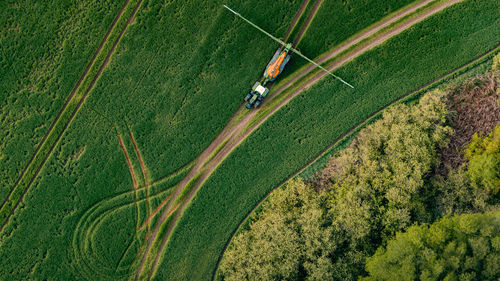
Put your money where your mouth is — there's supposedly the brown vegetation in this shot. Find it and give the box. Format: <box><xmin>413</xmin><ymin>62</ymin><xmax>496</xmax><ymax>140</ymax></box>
<box><xmin>439</xmin><ymin>73</ymin><xmax>499</xmax><ymax>172</ymax></box>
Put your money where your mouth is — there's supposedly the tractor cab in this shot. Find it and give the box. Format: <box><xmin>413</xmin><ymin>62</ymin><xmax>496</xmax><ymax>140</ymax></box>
<box><xmin>245</xmin><ymin>82</ymin><xmax>269</xmax><ymax>109</ymax></box>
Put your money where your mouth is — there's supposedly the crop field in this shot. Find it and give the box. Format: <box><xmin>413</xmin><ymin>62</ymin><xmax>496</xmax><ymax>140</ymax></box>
<box><xmin>1</xmin><ymin>0</ymin><xmax>498</xmax><ymax>280</ymax></box>
<box><xmin>0</xmin><ymin>0</ymin><xmax>302</xmax><ymax>279</ymax></box>
<box><xmin>0</xmin><ymin>0</ymin><xmax>123</xmax><ymax>202</ymax></box>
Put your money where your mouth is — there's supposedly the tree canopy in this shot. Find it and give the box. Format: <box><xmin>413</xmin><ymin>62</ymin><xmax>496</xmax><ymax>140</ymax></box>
<box><xmin>362</xmin><ymin>210</ymin><xmax>500</xmax><ymax>281</ymax></box>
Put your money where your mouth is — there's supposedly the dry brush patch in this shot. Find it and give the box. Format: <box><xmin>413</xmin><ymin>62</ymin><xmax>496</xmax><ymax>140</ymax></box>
<box><xmin>439</xmin><ymin>73</ymin><xmax>500</xmax><ymax>171</ymax></box>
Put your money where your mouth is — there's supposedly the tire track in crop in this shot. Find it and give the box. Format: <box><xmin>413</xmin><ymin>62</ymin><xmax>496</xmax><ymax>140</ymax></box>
<box><xmin>0</xmin><ymin>0</ymin><xmax>146</xmax><ymax>233</ymax></box>
<box><xmin>283</xmin><ymin>0</ymin><xmax>310</xmax><ymax>42</ymax></box>
<box><xmin>0</xmin><ymin>0</ymin><xmax>130</xmax><ymax>228</ymax></box>
<box><xmin>129</xmin><ymin>132</ymin><xmax>152</xmax><ymax>231</ymax></box>
<box><xmin>118</xmin><ymin>134</ymin><xmax>141</xmax><ymax>234</ymax></box>
<box><xmin>212</xmin><ymin>44</ymin><xmax>500</xmax><ymax>280</ymax></box>
<box><xmin>118</xmin><ymin>135</ymin><xmax>139</xmax><ymax>189</ymax></box>
<box><xmin>292</xmin><ymin>0</ymin><xmax>323</xmax><ymax>46</ymax></box>
<box><xmin>71</xmin><ymin>173</ymin><xmax>178</xmax><ymax>280</ymax></box>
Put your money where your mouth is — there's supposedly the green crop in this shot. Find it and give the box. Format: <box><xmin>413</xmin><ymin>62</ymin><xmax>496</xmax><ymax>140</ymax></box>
<box><xmin>0</xmin><ymin>0</ymin><xmax>123</xmax><ymax>201</ymax></box>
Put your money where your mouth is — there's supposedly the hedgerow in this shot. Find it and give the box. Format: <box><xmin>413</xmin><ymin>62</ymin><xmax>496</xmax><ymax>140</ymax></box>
<box><xmin>153</xmin><ymin>1</ymin><xmax>500</xmax><ymax>280</ymax></box>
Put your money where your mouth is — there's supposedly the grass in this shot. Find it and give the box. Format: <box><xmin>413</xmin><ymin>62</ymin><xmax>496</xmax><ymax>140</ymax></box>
<box><xmin>152</xmin><ymin>1</ymin><xmax>500</xmax><ymax>280</ymax></box>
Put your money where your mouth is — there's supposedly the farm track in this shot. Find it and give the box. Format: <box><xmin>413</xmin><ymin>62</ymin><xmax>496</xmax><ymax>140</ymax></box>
<box><xmin>0</xmin><ymin>0</ymin><xmax>147</xmax><ymax>233</ymax></box>
<box><xmin>0</xmin><ymin>0</ymin><xmax>131</xmax><ymax>231</ymax></box>
<box><xmin>137</xmin><ymin>0</ymin><xmax>466</xmax><ymax>279</ymax></box>
<box><xmin>212</xmin><ymin>43</ymin><xmax>500</xmax><ymax>280</ymax></box>
<box><xmin>134</xmin><ymin>2</ymin><xmax>315</xmax><ymax>279</ymax></box>
<box><xmin>118</xmin><ymin>135</ymin><xmax>139</xmax><ymax>189</ymax></box>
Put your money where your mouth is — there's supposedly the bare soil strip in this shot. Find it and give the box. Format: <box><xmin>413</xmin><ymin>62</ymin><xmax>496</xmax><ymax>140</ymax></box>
<box><xmin>0</xmin><ymin>0</ymin><xmax>131</xmax><ymax>214</ymax></box>
<box><xmin>211</xmin><ymin>44</ymin><xmax>500</xmax><ymax>280</ymax></box>
<box><xmin>137</xmin><ymin>0</ymin><xmax>467</xmax><ymax>279</ymax></box>
<box><xmin>0</xmin><ymin>0</ymin><xmax>145</xmax><ymax>232</ymax></box>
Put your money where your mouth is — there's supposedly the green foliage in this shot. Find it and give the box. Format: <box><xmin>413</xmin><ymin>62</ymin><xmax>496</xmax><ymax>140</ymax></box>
<box><xmin>433</xmin><ymin>166</ymin><xmax>489</xmax><ymax>216</ymax></box>
<box><xmin>157</xmin><ymin>1</ymin><xmax>500</xmax><ymax>280</ymax></box>
<box><xmin>220</xmin><ymin>179</ymin><xmax>335</xmax><ymax>281</ymax></box>
<box><xmin>221</xmin><ymin>91</ymin><xmax>453</xmax><ymax>280</ymax></box>
<box><xmin>464</xmin><ymin>125</ymin><xmax>500</xmax><ymax>195</ymax></box>
<box><xmin>330</xmin><ymin>91</ymin><xmax>452</xmax><ymax>241</ymax></box>
<box><xmin>362</xmin><ymin>210</ymin><xmax>500</xmax><ymax>281</ymax></box>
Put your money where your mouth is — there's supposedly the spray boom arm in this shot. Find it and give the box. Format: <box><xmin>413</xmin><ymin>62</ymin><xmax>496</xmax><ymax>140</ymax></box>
<box><xmin>223</xmin><ymin>4</ymin><xmax>354</xmax><ymax>88</ymax></box>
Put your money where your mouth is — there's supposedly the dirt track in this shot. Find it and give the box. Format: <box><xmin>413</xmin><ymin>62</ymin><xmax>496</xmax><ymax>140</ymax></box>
<box><xmin>137</xmin><ymin>0</ymin><xmax>465</xmax><ymax>279</ymax></box>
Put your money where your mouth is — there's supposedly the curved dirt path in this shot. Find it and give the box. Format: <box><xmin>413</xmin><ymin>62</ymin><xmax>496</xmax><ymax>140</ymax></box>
<box><xmin>135</xmin><ymin>0</ymin><xmax>463</xmax><ymax>279</ymax></box>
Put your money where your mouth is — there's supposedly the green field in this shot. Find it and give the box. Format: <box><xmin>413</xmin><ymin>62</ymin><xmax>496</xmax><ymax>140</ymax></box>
<box><xmin>0</xmin><ymin>0</ymin><xmax>123</xmax><ymax>202</ymax></box>
<box><xmin>153</xmin><ymin>0</ymin><xmax>500</xmax><ymax>280</ymax></box>
<box><xmin>1</xmin><ymin>0</ymin><xmax>499</xmax><ymax>280</ymax></box>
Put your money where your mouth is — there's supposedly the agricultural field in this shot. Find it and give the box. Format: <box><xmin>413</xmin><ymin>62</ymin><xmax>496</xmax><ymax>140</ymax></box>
<box><xmin>0</xmin><ymin>0</ymin><xmax>123</xmax><ymax>203</ymax></box>
<box><xmin>1</xmin><ymin>0</ymin><xmax>499</xmax><ymax>280</ymax></box>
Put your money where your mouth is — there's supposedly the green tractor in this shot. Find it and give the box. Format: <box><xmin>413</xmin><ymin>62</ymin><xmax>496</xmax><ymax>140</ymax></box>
<box><xmin>244</xmin><ymin>81</ymin><xmax>269</xmax><ymax>109</ymax></box>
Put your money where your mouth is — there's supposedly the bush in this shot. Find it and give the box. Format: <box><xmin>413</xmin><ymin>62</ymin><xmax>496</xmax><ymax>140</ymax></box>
<box><xmin>464</xmin><ymin>125</ymin><xmax>500</xmax><ymax>195</ymax></box>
